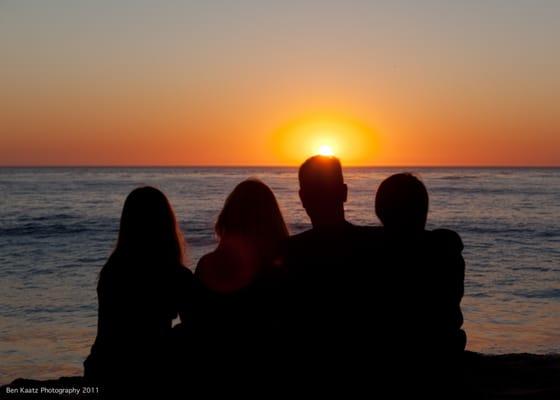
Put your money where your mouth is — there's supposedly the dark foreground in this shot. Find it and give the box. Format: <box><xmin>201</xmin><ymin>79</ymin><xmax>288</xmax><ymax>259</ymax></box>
<box><xmin>462</xmin><ymin>352</ymin><xmax>560</xmax><ymax>399</ymax></box>
<box><xmin>1</xmin><ymin>352</ymin><xmax>559</xmax><ymax>399</ymax></box>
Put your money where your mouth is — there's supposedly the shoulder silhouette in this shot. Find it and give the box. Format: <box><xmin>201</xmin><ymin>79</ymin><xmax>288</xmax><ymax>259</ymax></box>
<box><xmin>182</xmin><ymin>179</ymin><xmax>289</xmax><ymax>393</ymax></box>
<box><xmin>373</xmin><ymin>173</ymin><xmax>466</xmax><ymax>395</ymax></box>
<box><xmin>84</xmin><ymin>186</ymin><xmax>193</xmax><ymax>391</ymax></box>
<box><xmin>281</xmin><ymin>156</ymin><xmax>382</xmax><ymax>393</ymax></box>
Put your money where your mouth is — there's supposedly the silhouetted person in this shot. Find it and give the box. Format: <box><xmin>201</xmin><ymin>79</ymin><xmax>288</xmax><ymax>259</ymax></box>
<box><xmin>83</xmin><ymin>187</ymin><xmax>193</xmax><ymax>393</ymax></box>
<box><xmin>373</xmin><ymin>173</ymin><xmax>466</xmax><ymax>396</ymax></box>
<box><xmin>180</xmin><ymin>179</ymin><xmax>289</xmax><ymax>393</ymax></box>
<box><xmin>281</xmin><ymin>156</ymin><xmax>381</xmax><ymax>392</ymax></box>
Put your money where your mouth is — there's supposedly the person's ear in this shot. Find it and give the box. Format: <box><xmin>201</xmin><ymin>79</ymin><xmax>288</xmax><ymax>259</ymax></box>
<box><xmin>299</xmin><ymin>188</ymin><xmax>305</xmax><ymax>207</ymax></box>
<box><xmin>342</xmin><ymin>183</ymin><xmax>348</xmax><ymax>203</ymax></box>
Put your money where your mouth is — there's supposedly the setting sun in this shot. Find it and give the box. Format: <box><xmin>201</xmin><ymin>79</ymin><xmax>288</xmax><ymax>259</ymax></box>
<box><xmin>270</xmin><ymin>113</ymin><xmax>378</xmax><ymax>165</ymax></box>
<box><xmin>317</xmin><ymin>145</ymin><xmax>334</xmax><ymax>156</ymax></box>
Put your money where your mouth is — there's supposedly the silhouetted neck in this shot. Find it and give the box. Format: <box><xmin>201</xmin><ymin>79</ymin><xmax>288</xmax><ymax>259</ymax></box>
<box><xmin>385</xmin><ymin>227</ymin><xmax>426</xmax><ymax>242</ymax></box>
<box><xmin>311</xmin><ymin>214</ymin><xmax>350</xmax><ymax>232</ymax></box>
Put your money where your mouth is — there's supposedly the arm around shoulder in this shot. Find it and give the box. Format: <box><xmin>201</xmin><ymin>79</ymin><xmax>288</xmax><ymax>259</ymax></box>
<box><xmin>432</xmin><ymin>228</ymin><xmax>464</xmax><ymax>253</ymax></box>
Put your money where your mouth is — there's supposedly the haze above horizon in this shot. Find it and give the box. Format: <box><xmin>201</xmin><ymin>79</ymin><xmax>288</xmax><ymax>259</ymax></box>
<box><xmin>1</xmin><ymin>1</ymin><xmax>559</xmax><ymax>166</ymax></box>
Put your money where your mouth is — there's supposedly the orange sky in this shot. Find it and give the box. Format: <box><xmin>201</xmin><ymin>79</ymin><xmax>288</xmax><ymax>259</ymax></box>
<box><xmin>1</xmin><ymin>2</ymin><xmax>559</xmax><ymax>166</ymax></box>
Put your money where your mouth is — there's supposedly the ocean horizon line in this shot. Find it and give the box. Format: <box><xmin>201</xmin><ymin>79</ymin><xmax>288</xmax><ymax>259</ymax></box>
<box><xmin>2</xmin><ymin>164</ymin><xmax>560</xmax><ymax>169</ymax></box>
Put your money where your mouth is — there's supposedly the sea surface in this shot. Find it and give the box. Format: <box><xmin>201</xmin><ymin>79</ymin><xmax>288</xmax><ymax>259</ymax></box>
<box><xmin>1</xmin><ymin>167</ymin><xmax>559</xmax><ymax>383</ymax></box>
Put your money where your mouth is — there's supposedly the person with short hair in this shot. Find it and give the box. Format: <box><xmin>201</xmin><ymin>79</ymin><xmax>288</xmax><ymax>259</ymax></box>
<box><xmin>282</xmin><ymin>155</ymin><xmax>382</xmax><ymax>392</ymax></box>
<box><xmin>374</xmin><ymin>173</ymin><xmax>466</xmax><ymax>395</ymax></box>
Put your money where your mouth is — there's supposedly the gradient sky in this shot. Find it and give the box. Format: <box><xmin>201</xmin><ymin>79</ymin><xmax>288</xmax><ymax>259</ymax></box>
<box><xmin>1</xmin><ymin>1</ymin><xmax>559</xmax><ymax>166</ymax></box>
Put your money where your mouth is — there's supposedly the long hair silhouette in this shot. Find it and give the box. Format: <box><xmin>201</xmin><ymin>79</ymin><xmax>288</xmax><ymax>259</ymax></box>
<box><xmin>85</xmin><ymin>186</ymin><xmax>192</xmax><ymax>388</ymax></box>
<box><xmin>215</xmin><ymin>178</ymin><xmax>288</xmax><ymax>264</ymax></box>
<box><xmin>113</xmin><ymin>186</ymin><xmax>185</xmax><ymax>265</ymax></box>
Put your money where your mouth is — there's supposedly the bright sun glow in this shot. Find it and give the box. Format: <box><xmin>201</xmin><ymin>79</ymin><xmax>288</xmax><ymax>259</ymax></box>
<box><xmin>317</xmin><ymin>144</ymin><xmax>334</xmax><ymax>156</ymax></box>
<box><xmin>270</xmin><ymin>113</ymin><xmax>377</xmax><ymax>165</ymax></box>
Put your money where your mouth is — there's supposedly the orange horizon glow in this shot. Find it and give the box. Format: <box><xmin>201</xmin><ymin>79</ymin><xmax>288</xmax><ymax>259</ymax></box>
<box><xmin>2</xmin><ymin>92</ymin><xmax>558</xmax><ymax>167</ymax></box>
<box><xmin>268</xmin><ymin>113</ymin><xmax>379</xmax><ymax>166</ymax></box>
<box><xmin>1</xmin><ymin>3</ymin><xmax>559</xmax><ymax>167</ymax></box>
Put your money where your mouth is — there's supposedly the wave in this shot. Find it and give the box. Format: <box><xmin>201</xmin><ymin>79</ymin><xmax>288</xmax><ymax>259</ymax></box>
<box><xmin>19</xmin><ymin>213</ymin><xmax>78</xmax><ymax>222</ymax></box>
<box><xmin>514</xmin><ymin>288</ymin><xmax>560</xmax><ymax>300</ymax></box>
<box><xmin>2</xmin><ymin>304</ymin><xmax>97</xmax><ymax>317</ymax></box>
<box><xmin>0</xmin><ymin>221</ymin><xmax>116</xmax><ymax>237</ymax></box>
<box><xmin>184</xmin><ymin>235</ymin><xmax>216</xmax><ymax>247</ymax></box>
<box><xmin>288</xmin><ymin>222</ymin><xmax>312</xmax><ymax>233</ymax></box>
<box><xmin>439</xmin><ymin>175</ymin><xmax>478</xmax><ymax>181</ymax></box>
<box><xmin>460</xmin><ymin>226</ymin><xmax>560</xmax><ymax>237</ymax></box>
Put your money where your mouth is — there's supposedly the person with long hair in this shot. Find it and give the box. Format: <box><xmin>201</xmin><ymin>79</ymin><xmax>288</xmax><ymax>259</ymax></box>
<box><xmin>185</xmin><ymin>178</ymin><xmax>289</xmax><ymax>391</ymax></box>
<box><xmin>198</xmin><ymin>178</ymin><xmax>288</xmax><ymax>291</ymax></box>
<box><xmin>84</xmin><ymin>186</ymin><xmax>193</xmax><ymax>388</ymax></box>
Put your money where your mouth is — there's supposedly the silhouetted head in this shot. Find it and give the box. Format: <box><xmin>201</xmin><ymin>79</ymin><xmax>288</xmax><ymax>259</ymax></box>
<box><xmin>375</xmin><ymin>173</ymin><xmax>429</xmax><ymax>233</ymax></box>
<box><xmin>298</xmin><ymin>155</ymin><xmax>348</xmax><ymax>228</ymax></box>
<box><xmin>216</xmin><ymin>178</ymin><xmax>289</xmax><ymax>262</ymax></box>
<box><xmin>115</xmin><ymin>186</ymin><xmax>185</xmax><ymax>265</ymax></box>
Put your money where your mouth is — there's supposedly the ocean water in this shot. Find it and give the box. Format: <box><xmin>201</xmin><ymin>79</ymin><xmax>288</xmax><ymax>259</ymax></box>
<box><xmin>0</xmin><ymin>167</ymin><xmax>559</xmax><ymax>383</ymax></box>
